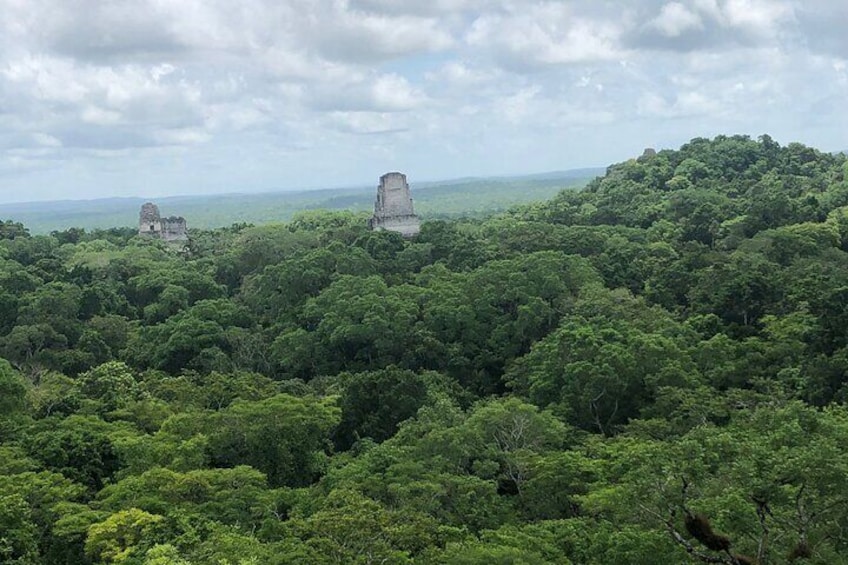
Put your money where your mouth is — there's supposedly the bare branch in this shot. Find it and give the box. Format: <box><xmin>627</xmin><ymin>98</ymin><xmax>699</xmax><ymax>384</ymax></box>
<box><xmin>638</xmin><ymin>504</ymin><xmax>729</xmax><ymax>564</ymax></box>
<box><xmin>755</xmin><ymin>498</ymin><xmax>770</xmax><ymax>563</ymax></box>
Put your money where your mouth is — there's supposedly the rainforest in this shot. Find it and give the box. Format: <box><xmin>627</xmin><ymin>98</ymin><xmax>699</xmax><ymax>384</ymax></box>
<box><xmin>2</xmin><ymin>135</ymin><xmax>848</xmax><ymax>564</ymax></box>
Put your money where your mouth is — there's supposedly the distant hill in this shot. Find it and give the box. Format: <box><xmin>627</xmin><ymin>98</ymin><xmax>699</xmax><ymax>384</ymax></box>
<box><xmin>0</xmin><ymin>168</ymin><xmax>603</xmax><ymax>234</ymax></box>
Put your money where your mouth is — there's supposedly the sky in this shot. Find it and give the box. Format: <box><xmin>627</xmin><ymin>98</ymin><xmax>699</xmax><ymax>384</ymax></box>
<box><xmin>0</xmin><ymin>0</ymin><xmax>846</xmax><ymax>204</ymax></box>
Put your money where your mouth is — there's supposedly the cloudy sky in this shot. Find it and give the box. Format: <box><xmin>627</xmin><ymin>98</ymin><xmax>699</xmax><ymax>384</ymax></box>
<box><xmin>0</xmin><ymin>0</ymin><xmax>846</xmax><ymax>203</ymax></box>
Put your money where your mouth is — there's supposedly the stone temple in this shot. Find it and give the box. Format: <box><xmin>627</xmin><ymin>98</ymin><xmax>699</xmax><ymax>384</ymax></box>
<box><xmin>367</xmin><ymin>172</ymin><xmax>421</xmax><ymax>237</ymax></box>
<box><xmin>138</xmin><ymin>202</ymin><xmax>188</xmax><ymax>241</ymax></box>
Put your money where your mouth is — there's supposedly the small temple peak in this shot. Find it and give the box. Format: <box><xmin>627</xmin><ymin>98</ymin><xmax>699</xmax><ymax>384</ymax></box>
<box><xmin>138</xmin><ymin>202</ymin><xmax>188</xmax><ymax>242</ymax></box>
<box><xmin>368</xmin><ymin>172</ymin><xmax>420</xmax><ymax>237</ymax></box>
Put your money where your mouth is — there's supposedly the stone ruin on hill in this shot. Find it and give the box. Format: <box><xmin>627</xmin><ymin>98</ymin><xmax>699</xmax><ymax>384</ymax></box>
<box><xmin>138</xmin><ymin>202</ymin><xmax>188</xmax><ymax>241</ymax></box>
<box><xmin>639</xmin><ymin>147</ymin><xmax>657</xmax><ymax>160</ymax></box>
<box><xmin>367</xmin><ymin>172</ymin><xmax>421</xmax><ymax>237</ymax></box>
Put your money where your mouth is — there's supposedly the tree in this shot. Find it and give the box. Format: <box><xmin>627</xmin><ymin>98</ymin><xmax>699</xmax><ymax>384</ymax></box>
<box><xmin>507</xmin><ymin>296</ymin><xmax>695</xmax><ymax>433</ymax></box>
<box><xmin>0</xmin><ymin>358</ymin><xmax>27</xmax><ymax>416</ymax></box>
<box><xmin>85</xmin><ymin>508</ymin><xmax>164</xmax><ymax>563</ymax></box>
<box><xmin>27</xmin><ymin>371</ymin><xmax>81</xmax><ymax>418</ymax></box>
<box><xmin>96</xmin><ymin>466</ymin><xmax>269</xmax><ymax>529</ymax></box>
<box><xmin>0</xmin><ymin>493</ymin><xmax>40</xmax><ymax>564</ymax></box>
<box><xmin>0</xmin><ymin>471</ymin><xmax>88</xmax><ymax>564</ymax></box>
<box><xmin>334</xmin><ymin>367</ymin><xmax>430</xmax><ymax>449</ymax></box>
<box><xmin>0</xmin><ymin>220</ymin><xmax>30</xmax><ymax>240</ymax></box>
<box><xmin>273</xmin><ymin>276</ymin><xmax>422</xmax><ymax>377</ymax></box>
<box><xmin>462</xmin><ymin>398</ymin><xmax>569</xmax><ymax>496</ymax></box>
<box><xmin>298</xmin><ymin>490</ymin><xmax>411</xmax><ymax>563</ymax></box>
<box><xmin>78</xmin><ymin>361</ymin><xmax>144</xmax><ymax>413</ymax></box>
<box><xmin>582</xmin><ymin>402</ymin><xmax>848</xmax><ymax>563</ymax></box>
<box><xmin>159</xmin><ymin>394</ymin><xmax>340</xmax><ymax>488</ymax></box>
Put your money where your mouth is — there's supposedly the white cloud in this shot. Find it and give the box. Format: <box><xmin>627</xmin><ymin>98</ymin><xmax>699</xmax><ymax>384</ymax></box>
<box><xmin>637</xmin><ymin>90</ymin><xmax>722</xmax><ymax>118</ymax></box>
<box><xmin>466</xmin><ymin>3</ymin><xmax>625</xmax><ymax>69</ymax></box>
<box><xmin>32</xmin><ymin>133</ymin><xmax>62</xmax><ymax>148</ymax></box>
<box><xmin>151</xmin><ymin>64</ymin><xmax>176</xmax><ymax>82</ymax></box>
<box><xmin>0</xmin><ymin>0</ymin><xmax>845</xmax><ymax>203</ymax></box>
<box><xmin>425</xmin><ymin>61</ymin><xmax>496</xmax><ymax>86</ymax></box>
<box><xmin>721</xmin><ymin>0</ymin><xmax>793</xmax><ymax>38</ymax></box>
<box><xmin>309</xmin><ymin>8</ymin><xmax>455</xmax><ymax>62</ymax></box>
<box><xmin>154</xmin><ymin>127</ymin><xmax>212</xmax><ymax>145</ymax></box>
<box><xmin>306</xmin><ymin>71</ymin><xmax>426</xmax><ymax>113</ymax></box>
<box><xmin>327</xmin><ymin>111</ymin><xmax>409</xmax><ymax>135</ymax></box>
<box><xmin>81</xmin><ymin>106</ymin><xmax>123</xmax><ymax>126</ymax></box>
<box><xmin>632</xmin><ymin>0</ymin><xmax>795</xmax><ymax>51</ymax></box>
<box><xmin>497</xmin><ymin>86</ymin><xmax>541</xmax><ymax>124</ymax></box>
<box><xmin>371</xmin><ymin>74</ymin><xmax>426</xmax><ymax>111</ymax></box>
<box><xmin>349</xmin><ymin>0</ymin><xmax>490</xmax><ymax>16</ymax></box>
<box><xmin>651</xmin><ymin>2</ymin><xmax>703</xmax><ymax>37</ymax></box>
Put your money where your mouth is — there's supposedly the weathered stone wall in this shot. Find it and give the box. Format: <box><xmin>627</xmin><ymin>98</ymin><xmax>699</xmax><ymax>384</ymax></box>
<box><xmin>377</xmin><ymin>172</ymin><xmax>415</xmax><ymax>215</ymax></box>
<box><xmin>139</xmin><ymin>203</ymin><xmax>188</xmax><ymax>241</ymax></box>
<box><xmin>369</xmin><ymin>214</ymin><xmax>421</xmax><ymax>237</ymax></box>
<box><xmin>369</xmin><ymin>172</ymin><xmax>420</xmax><ymax>237</ymax></box>
<box><xmin>161</xmin><ymin>216</ymin><xmax>188</xmax><ymax>241</ymax></box>
<box><xmin>139</xmin><ymin>203</ymin><xmax>163</xmax><ymax>236</ymax></box>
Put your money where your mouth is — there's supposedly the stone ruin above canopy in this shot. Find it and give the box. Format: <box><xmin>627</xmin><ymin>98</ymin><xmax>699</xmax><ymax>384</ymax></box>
<box><xmin>138</xmin><ymin>202</ymin><xmax>188</xmax><ymax>242</ymax></box>
<box><xmin>367</xmin><ymin>172</ymin><xmax>421</xmax><ymax>237</ymax></box>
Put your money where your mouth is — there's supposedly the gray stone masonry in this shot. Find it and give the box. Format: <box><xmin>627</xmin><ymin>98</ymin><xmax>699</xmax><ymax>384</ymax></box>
<box><xmin>138</xmin><ymin>202</ymin><xmax>188</xmax><ymax>241</ymax></box>
<box><xmin>367</xmin><ymin>172</ymin><xmax>421</xmax><ymax>237</ymax></box>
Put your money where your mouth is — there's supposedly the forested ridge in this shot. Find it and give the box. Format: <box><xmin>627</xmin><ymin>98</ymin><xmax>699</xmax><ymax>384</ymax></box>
<box><xmin>2</xmin><ymin>134</ymin><xmax>848</xmax><ymax>564</ymax></box>
<box><xmin>4</xmin><ymin>173</ymin><xmax>595</xmax><ymax>236</ymax></box>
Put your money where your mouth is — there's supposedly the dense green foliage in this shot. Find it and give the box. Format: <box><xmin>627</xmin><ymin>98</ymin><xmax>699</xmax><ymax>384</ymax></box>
<box><xmin>2</xmin><ymin>135</ymin><xmax>848</xmax><ymax>563</ymax></box>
